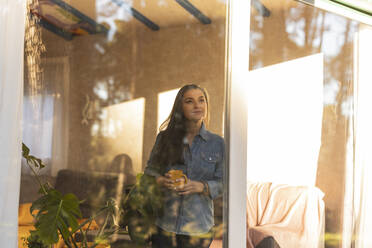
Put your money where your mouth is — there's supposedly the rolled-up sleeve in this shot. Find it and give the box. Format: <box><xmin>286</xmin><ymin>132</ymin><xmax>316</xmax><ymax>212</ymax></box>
<box><xmin>144</xmin><ymin>132</ymin><xmax>163</xmax><ymax>178</ymax></box>
<box><xmin>206</xmin><ymin>138</ymin><xmax>225</xmax><ymax>199</ymax></box>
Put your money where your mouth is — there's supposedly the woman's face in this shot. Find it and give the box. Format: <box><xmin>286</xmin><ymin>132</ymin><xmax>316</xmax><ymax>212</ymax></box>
<box><xmin>182</xmin><ymin>88</ymin><xmax>207</xmax><ymax>123</ymax></box>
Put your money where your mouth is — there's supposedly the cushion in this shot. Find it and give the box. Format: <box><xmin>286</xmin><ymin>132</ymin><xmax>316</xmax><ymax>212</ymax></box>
<box><xmin>246</xmin><ymin>182</ymin><xmax>325</xmax><ymax>248</ymax></box>
<box><xmin>18</xmin><ymin>203</ymin><xmax>34</xmax><ymax>226</ymax></box>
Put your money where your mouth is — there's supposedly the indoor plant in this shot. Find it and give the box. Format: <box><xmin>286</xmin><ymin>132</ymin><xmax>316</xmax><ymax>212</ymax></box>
<box><xmin>22</xmin><ymin>143</ymin><xmax>163</xmax><ymax>248</ymax></box>
<box><xmin>22</xmin><ymin>143</ymin><xmax>118</xmax><ymax>248</ymax></box>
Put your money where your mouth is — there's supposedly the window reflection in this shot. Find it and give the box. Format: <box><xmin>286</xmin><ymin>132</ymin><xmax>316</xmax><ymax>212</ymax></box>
<box><xmin>20</xmin><ymin>0</ymin><xmax>226</xmax><ymax>247</ymax></box>
<box><xmin>247</xmin><ymin>54</ymin><xmax>323</xmax><ymax>187</ymax></box>
<box><xmin>96</xmin><ymin>0</ymin><xmax>133</xmax><ymax>41</ymax></box>
<box><xmin>248</xmin><ymin>0</ymin><xmax>360</xmax><ymax>247</ymax></box>
<box><xmin>157</xmin><ymin>88</ymin><xmax>179</xmax><ymax>130</ymax></box>
<box><xmin>100</xmin><ymin>97</ymin><xmax>145</xmax><ymax>175</ymax></box>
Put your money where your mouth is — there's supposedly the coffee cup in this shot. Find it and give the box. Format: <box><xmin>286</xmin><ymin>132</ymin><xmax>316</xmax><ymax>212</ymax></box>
<box><xmin>168</xmin><ymin>169</ymin><xmax>188</xmax><ymax>187</ymax></box>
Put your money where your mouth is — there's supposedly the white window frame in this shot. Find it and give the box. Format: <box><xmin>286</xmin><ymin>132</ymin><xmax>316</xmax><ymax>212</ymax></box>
<box><xmin>298</xmin><ymin>0</ymin><xmax>372</xmax><ymax>26</ymax></box>
<box><xmin>225</xmin><ymin>0</ymin><xmax>250</xmax><ymax>247</ymax></box>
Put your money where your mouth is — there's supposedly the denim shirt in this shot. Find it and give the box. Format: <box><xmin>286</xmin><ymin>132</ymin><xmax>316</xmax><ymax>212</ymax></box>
<box><xmin>144</xmin><ymin>125</ymin><xmax>225</xmax><ymax>235</ymax></box>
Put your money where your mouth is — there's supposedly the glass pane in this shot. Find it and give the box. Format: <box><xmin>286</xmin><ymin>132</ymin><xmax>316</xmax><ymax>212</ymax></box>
<box><xmin>247</xmin><ymin>0</ymin><xmax>363</xmax><ymax>247</ymax></box>
<box><xmin>20</xmin><ymin>0</ymin><xmax>227</xmax><ymax>247</ymax></box>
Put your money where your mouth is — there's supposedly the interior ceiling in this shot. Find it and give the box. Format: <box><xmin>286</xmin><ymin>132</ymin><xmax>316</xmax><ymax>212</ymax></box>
<box><xmin>65</xmin><ymin>0</ymin><xmax>227</xmax><ymax>28</ymax></box>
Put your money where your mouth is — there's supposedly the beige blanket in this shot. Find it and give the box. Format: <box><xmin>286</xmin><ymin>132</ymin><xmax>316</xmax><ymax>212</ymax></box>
<box><xmin>246</xmin><ymin>182</ymin><xmax>324</xmax><ymax>248</ymax></box>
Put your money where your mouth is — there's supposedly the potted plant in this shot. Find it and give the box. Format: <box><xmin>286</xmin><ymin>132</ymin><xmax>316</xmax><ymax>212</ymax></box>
<box><xmin>22</xmin><ymin>143</ymin><xmax>118</xmax><ymax>248</ymax></box>
<box><xmin>22</xmin><ymin>143</ymin><xmax>164</xmax><ymax>248</ymax></box>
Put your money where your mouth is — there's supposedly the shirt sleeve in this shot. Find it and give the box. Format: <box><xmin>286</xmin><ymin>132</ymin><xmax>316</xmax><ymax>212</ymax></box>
<box><xmin>206</xmin><ymin>137</ymin><xmax>225</xmax><ymax>200</ymax></box>
<box><xmin>144</xmin><ymin>132</ymin><xmax>163</xmax><ymax>178</ymax></box>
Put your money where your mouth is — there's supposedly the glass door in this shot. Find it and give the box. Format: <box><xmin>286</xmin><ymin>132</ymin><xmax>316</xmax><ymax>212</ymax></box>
<box><xmin>20</xmin><ymin>0</ymin><xmax>229</xmax><ymax>247</ymax></box>
<box><xmin>227</xmin><ymin>0</ymin><xmax>372</xmax><ymax>247</ymax></box>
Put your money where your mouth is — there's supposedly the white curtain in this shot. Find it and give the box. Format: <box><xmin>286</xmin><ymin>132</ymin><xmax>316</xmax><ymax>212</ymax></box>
<box><xmin>0</xmin><ymin>0</ymin><xmax>26</xmax><ymax>246</ymax></box>
<box><xmin>22</xmin><ymin>95</ymin><xmax>54</xmax><ymax>174</ymax></box>
<box><xmin>354</xmin><ymin>24</ymin><xmax>372</xmax><ymax>248</ymax></box>
<box><xmin>22</xmin><ymin>58</ymin><xmax>70</xmax><ymax>177</ymax></box>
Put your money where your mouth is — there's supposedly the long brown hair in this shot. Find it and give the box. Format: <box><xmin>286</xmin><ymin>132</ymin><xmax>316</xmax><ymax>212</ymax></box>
<box><xmin>153</xmin><ymin>84</ymin><xmax>210</xmax><ymax>168</ymax></box>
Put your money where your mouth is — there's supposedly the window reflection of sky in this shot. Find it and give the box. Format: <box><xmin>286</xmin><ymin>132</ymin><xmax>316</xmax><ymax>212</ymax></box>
<box><xmin>341</xmin><ymin>95</ymin><xmax>353</xmax><ymax>117</ymax></box>
<box><xmin>323</xmin><ymin>79</ymin><xmax>340</xmax><ymax>105</ymax></box>
<box><xmin>96</xmin><ymin>0</ymin><xmax>133</xmax><ymax>41</ymax></box>
<box><xmin>93</xmin><ymin>81</ymin><xmax>109</xmax><ymax>101</ymax></box>
<box><xmin>318</xmin><ymin>15</ymin><xmax>355</xmax><ymax>57</ymax></box>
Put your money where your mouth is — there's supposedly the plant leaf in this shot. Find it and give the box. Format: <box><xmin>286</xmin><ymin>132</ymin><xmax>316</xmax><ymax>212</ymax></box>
<box><xmin>32</xmin><ymin>189</ymin><xmax>82</xmax><ymax>245</ymax></box>
<box><xmin>30</xmin><ymin>195</ymin><xmax>47</xmax><ymax>214</ymax></box>
<box><xmin>35</xmin><ymin>157</ymin><xmax>45</xmax><ymax>169</ymax></box>
<box><xmin>22</xmin><ymin>143</ymin><xmax>30</xmax><ymax>157</ymax></box>
<box><xmin>28</xmin><ymin>155</ymin><xmax>46</xmax><ymax>169</ymax></box>
<box><xmin>22</xmin><ymin>143</ymin><xmax>46</xmax><ymax>170</ymax></box>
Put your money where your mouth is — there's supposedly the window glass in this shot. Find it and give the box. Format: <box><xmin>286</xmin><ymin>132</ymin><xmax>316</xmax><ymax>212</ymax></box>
<box><xmin>247</xmin><ymin>1</ymin><xmax>363</xmax><ymax>247</ymax></box>
<box><xmin>20</xmin><ymin>1</ymin><xmax>227</xmax><ymax>247</ymax></box>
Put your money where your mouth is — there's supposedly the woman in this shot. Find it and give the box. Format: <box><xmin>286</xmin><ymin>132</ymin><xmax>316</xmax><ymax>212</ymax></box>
<box><xmin>144</xmin><ymin>84</ymin><xmax>225</xmax><ymax>248</ymax></box>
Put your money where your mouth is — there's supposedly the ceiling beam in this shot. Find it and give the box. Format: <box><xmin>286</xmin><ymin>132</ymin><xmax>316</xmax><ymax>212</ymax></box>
<box><xmin>175</xmin><ymin>0</ymin><xmax>211</xmax><ymax>24</ymax></box>
<box><xmin>252</xmin><ymin>0</ymin><xmax>271</xmax><ymax>17</ymax></box>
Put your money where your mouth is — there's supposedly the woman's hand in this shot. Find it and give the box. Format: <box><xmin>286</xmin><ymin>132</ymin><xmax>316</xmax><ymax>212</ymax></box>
<box><xmin>175</xmin><ymin>180</ymin><xmax>204</xmax><ymax>195</ymax></box>
<box><xmin>157</xmin><ymin>174</ymin><xmax>206</xmax><ymax>195</ymax></box>
<box><xmin>156</xmin><ymin>173</ymin><xmax>175</xmax><ymax>190</ymax></box>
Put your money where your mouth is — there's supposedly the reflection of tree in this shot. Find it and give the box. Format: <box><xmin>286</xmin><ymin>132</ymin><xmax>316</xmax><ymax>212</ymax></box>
<box><xmin>250</xmin><ymin>3</ymin><xmax>326</xmax><ymax>68</ymax></box>
<box><xmin>249</xmin><ymin>1</ymin><xmax>358</xmax><ymax>247</ymax></box>
<box><xmin>69</xmin><ymin>19</ymin><xmax>139</xmax><ymax>171</ymax></box>
<box><xmin>250</xmin><ymin>1</ymin><xmax>357</xmax><ymax>104</ymax></box>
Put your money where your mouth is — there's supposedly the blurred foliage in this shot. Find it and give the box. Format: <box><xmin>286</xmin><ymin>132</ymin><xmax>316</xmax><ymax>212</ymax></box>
<box><xmin>119</xmin><ymin>173</ymin><xmax>163</xmax><ymax>245</ymax></box>
<box><xmin>325</xmin><ymin>232</ymin><xmax>342</xmax><ymax>247</ymax></box>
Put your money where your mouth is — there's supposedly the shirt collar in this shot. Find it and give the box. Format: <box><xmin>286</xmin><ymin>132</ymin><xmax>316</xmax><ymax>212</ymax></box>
<box><xmin>198</xmin><ymin>122</ymin><xmax>209</xmax><ymax>141</ymax></box>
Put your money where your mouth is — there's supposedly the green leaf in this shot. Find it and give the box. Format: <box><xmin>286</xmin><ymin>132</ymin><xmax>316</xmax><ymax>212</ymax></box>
<box><xmin>22</xmin><ymin>143</ymin><xmax>47</xmax><ymax>170</ymax></box>
<box><xmin>32</xmin><ymin>189</ymin><xmax>82</xmax><ymax>245</ymax></box>
<box><xmin>37</xmin><ymin>183</ymin><xmax>51</xmax><ymax>194</ymax></box>
<box><xmin>62</xmin><ymin>193</ymin><xmax>82</xmax><ymax>217</ymax></box>
<box><xmin>35</xmin><ymin>157</ymin><xmax>45</xmax><ymax>169</ymax></box>
<box><xmin>56</xmin><ymin>215</ymin><xmax>71</xmax><ymax>242</ymax></box>
<box><xmin>30</xmin><ymin>195</ymin><xmax>47</xmax><ymax>212</ymax></box>
<box><xmin>135</xmin><ymin>173</ymin><xmax>143</xmax><ymax>185</ymax></box>
<box><xmin>22</xmin><ymin>143</ymin><xmax>30</xmax><ymax>157</ymax></box>
<box><xmin>28</xmin><ymin>155</ymin><xmax>46</xmax><ymax>169</ymax></box>
<box><xmin>94</xmin><ymin>228</ymin><xmax>117</xmax><ymax>244</ymax></box>
<box><xmin>24</xmin><ymin>231</ymin><xmax>49</xmax><ymax>248</ymax></box>
<box><xmin>119</xmin><ymin>173</ymin><xmax>163</xmax><ymax>245</ymax></box>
